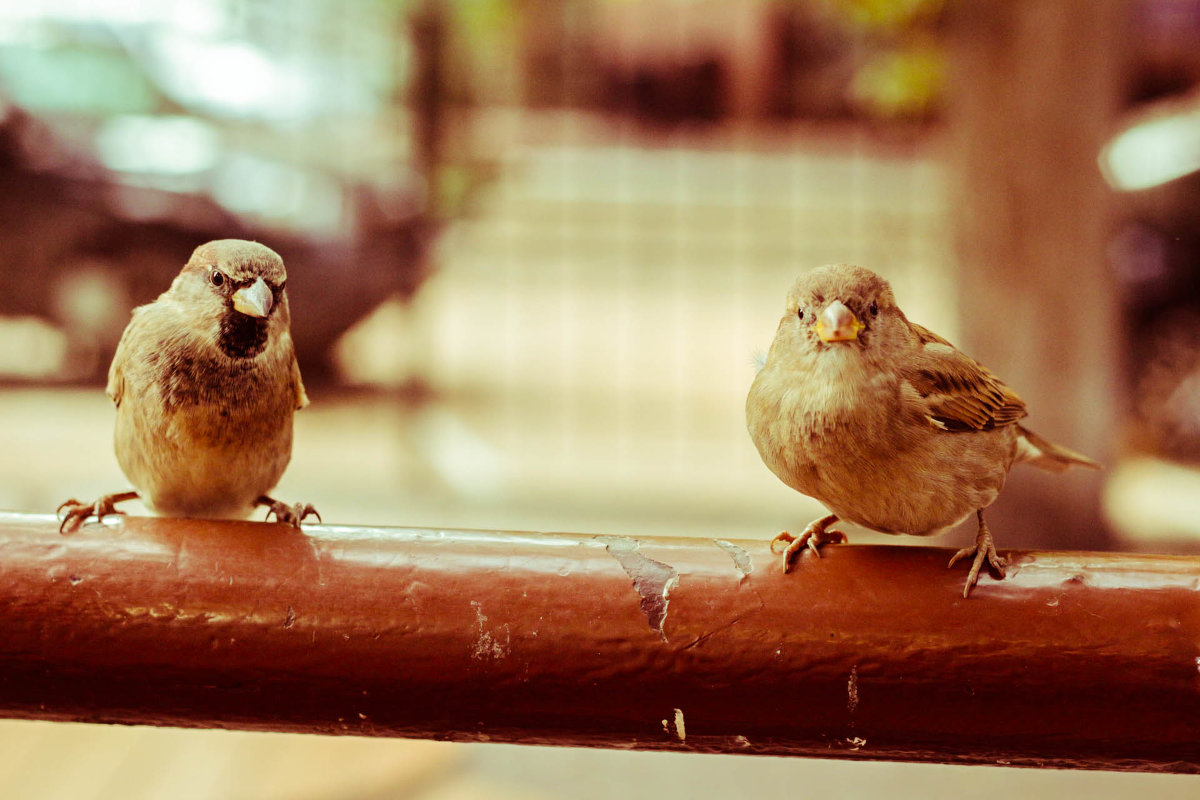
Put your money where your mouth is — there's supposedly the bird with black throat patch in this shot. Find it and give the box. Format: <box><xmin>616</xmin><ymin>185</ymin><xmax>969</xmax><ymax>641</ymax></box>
<box><xmin>745</xmin><ymin>264</ymin><xmax>1099</xmax><ymax>598</ymax></box>
<box><xmin>58</xmin><ymin>239</ymin><xmax>319</xmax><ymax>531</ymax></box>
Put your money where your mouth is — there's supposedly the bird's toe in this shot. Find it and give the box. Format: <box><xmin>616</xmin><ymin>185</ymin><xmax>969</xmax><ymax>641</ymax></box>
<box><xmin>262</xmin><ymin>499</ymin><xmax>320</xmax><ymax>529</ymax></box>
<box><xmin>56</xmin><ymin>499</ymin><xmax>91</xmax><ymax>534</ymax></box>
<box><xmin>291</xmin><ymin>503</ymin><xmax>321</xmax><ymax>527</ymax></box>
<box><xmin>55</xmin><ymin>494</ymin><xmax>131</xmax><ymax>534</ymax></box>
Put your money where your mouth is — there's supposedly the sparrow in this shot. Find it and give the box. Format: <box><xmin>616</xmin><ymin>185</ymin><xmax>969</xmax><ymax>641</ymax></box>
<box><xmin>745</xmin><ymin>264</ymin><xmax>1099</xmax><ymax>598</ymax></box>
<box><xmin>58</xmin><ymin>239</ymin><xmax>318</xmax><ymax>531</ymax></box>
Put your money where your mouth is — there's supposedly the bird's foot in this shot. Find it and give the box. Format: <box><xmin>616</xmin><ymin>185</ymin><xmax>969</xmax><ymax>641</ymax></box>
<box><xmin>948</xmin><ymin>510</ymin><xmax>1007</xmax><ymax>598</ymax></box>
<box><xmin>56</xmin><ymin>491</ymin><xmax>139</xmax><ymax>534</ymax></box>
<box><xmin>258</xmin><ymin>496</ymin><xmax>321</xmax><ymax>528</ymax></box>
<box><xmin>770</xmin><ymin>513</ymin><xmax>845</xmax><ymax>573</ymax></box>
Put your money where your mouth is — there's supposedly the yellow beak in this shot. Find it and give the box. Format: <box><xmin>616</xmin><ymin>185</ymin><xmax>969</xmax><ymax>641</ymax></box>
<box><xmin>232</xmin><ymin>277</ymin><xmax>273</xmax><ymax>318</ymax></box>
<box><xmin>814</xmin><ymin>300</ymin><xmax>863</xmax><ymax>342</ymax></box>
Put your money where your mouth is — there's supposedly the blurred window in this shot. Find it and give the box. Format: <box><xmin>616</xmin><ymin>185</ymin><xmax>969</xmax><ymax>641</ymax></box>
<box><xmin>0</xmin><ymin>44</ymin><xmax>158</xmax><ymax>114</ymax></box>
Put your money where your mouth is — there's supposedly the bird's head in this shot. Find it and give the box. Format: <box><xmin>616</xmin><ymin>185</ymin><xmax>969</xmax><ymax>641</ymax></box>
<box><xmin>770</xmin><ymin>264</ymin><xmax>907</xmax><ymax>365</ymax></box>
<box><xmin>170</xmin><ymin>239</ymin><xmax>292</xmax><ymax>360</ymax></box>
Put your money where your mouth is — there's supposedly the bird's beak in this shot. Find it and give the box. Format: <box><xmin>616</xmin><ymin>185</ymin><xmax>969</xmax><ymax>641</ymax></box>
<box><xmin>814</xmin><ymin>300</ymin><xmax>863</xmax><ymax>342</ymax></box>
<box><xmin>232</xmin><ymin>278</ymin><xmax>273</xmax><ymax>318</ymax></box>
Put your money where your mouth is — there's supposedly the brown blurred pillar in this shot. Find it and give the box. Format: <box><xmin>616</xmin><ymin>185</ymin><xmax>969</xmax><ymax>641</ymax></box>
<box><xmin>945</xmin><ymin>0</ymin><xmax>1128</xmax><ymax>548</ymax></box>
<box><xmin>3</xmin><ymin>513</ymin><xmax>1200</xmax><ymax>772</ymax></box>
<box><xmin>410</xmin><ymin>0</ymin><xmax>448</xmax><ymax>217</ymax></box>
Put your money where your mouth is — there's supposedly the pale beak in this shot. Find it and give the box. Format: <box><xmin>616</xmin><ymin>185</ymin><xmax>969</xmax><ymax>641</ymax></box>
<box><xmin>814</xmin><ymin>299</ymin><xmax>863</xmax><ymax>342</ymax></box>
<box><xmin>232</xmin><ymin>277</ymin><xmax>273</xmax><ymax>318</ymax></box>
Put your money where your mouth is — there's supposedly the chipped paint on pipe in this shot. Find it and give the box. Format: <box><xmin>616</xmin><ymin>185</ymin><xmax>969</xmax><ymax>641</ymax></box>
<box><xmin>598</xmin><ymin>535</ymin><xmax>679</xmax><ymax>641</ymax></box>
<box><xmin>1</xmin><ymin>512</ymin><xmax>1200</xmax><ymax>772</ymax></box>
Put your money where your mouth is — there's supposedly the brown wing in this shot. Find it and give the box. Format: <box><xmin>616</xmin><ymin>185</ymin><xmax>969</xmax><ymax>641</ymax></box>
<box><xmin>105</xmin><ymin>352</ymin><xmax>125</xmax><ymax>408</ymax></box>
<box><xmin>292</xmin><ymin>355</ymin><xmax>309</xmax><ymax>410</ymax></box>
<box><xmin>904</xmin><ymin>323</ymin><xmax>1027</xmax><ymax>432</ymax></box>
<box><xmin>105</xmin><ymin>307</ymin><xmax>150</xmax><ymax>408</ymax></box>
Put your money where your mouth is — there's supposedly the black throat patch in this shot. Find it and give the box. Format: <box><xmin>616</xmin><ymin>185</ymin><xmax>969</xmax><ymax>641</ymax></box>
<box><xmin>218</xmin><ymin>311</ymin><xmax>270</xmax><ymax>359</ymax></box>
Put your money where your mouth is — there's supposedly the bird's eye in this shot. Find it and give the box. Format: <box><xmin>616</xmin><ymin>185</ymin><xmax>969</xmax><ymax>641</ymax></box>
<box><xmin>210</xmin><ymin>270</ymin><xmax>226</xmax><ymax>288</ymax></box>
<box><xmin>868</xmin><ymin>301</ymin><xmax>879</xmax><ymax>316</ymax></box>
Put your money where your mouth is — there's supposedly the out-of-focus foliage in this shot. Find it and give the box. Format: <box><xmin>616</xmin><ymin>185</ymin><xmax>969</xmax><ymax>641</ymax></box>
<box><xmin>818</xmin><ymin>0</ymin><xmax>944</xmax><ymax>31</ymax></box>
<box><xmin>818</xmin><ymin>0</ymin><xmax>946</xmax><ymax>120</ymax></box>
<box><xmin>851</xmin><ymin>41</ymin><xmax>942</xmax><ymax>120</ymax></box>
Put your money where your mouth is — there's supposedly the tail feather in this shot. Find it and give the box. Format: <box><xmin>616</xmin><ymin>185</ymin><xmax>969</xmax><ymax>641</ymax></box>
<box><xmin>1016</xmin><ymin>425</ymin><xmax>1102</xmax><ymax>473</ymax></box>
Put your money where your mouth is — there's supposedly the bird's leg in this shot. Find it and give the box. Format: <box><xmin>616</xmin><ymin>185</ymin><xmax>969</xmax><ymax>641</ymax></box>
<box><xmin>948</xmin><ymin>509</ymin><xmax>1008</xmax><ymax>598</ymax></box>
<box><xmin>257</xmin><ymin>495</ymin><xmax>321</xmax><ymax>528</ymax></box>
<box><xmin>770</xmin><ymin>513</ymin><xmax>845</xmax><ymax>573</ymax></box>
<box><xmin>56</xmin><ymin>490</ymin><xmax>139</xmax><ymax>534</ymax></box>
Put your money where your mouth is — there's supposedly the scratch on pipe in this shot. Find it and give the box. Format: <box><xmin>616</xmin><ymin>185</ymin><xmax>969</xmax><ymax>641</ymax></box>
<box><xmin>679</xmin><ymin>600</ymin><xmax>764</xmax><ymax>651</ymax></box>
<box><xmin>713</xmin><ymin>539</ymin><xmax>753</xmax><ymax>581</ymax></box>
<box><xmin>599</xmin><ymin>536</ymin><xmax>679</xmax><ymax>642</ymax></box>
<box><xmin>469</xmin><ymin>601</ymin><xmax>511</xmax><ymax>661</ymax></box>
<box><xmin>847</xmin><ymin>665</ymin><xmax>859</xmax><ymax>714</ymax></box>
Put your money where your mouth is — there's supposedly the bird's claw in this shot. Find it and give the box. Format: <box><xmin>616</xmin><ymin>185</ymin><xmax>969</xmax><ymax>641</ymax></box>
<box><xmin>948</xmin><ymin>512</ymin><xmax>1007</xmax><ymax>598</ymax></box>
<box><xmin>56</xmin><ymin>493</ymin><xmax>133</xmax><ymax>534</ymax></box>
<box><xmin>263</xmin><ymin>501</ymin><xmax>321</xmax><ymax>528</ymax></box>
<box><xmin>806</xmin><ymin>528</ymin><xmax>848</xmax><ymax>556</ymax></box>
<box><xmin>772</xmin><ymin>513</ymin><xmax>844</xmax><ymax>573</ymax></box>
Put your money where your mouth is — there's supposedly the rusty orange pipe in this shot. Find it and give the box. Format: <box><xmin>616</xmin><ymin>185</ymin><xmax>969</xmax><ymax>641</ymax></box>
<box><xmin>0</xmin><ymin>511</ymin><xmax>1198</xmax><ymax>772</ymax></box>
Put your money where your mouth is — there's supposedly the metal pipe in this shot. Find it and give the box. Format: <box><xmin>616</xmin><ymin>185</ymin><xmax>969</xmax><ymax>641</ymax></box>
<box><xmin>1</xmin><ymin>511</ymin><xmax>1198</xmax><ymax>772</ymax></box>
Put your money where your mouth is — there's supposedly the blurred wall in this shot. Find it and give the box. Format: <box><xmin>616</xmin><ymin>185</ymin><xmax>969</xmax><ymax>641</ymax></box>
<box><xmin>945</xmin><ymin>0</ymin><xmax>1128</xmax><ymax>548</ymax></box>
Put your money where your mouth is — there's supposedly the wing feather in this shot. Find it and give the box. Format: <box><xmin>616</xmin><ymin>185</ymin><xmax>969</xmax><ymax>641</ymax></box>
<box><xmin>904</xmin><ymin>323</ymin><xmax>1026</xmax><ymax>432</ymax></box>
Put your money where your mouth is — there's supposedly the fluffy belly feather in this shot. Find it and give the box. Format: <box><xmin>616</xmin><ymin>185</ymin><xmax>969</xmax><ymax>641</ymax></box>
<box><xmin>115</xmin><ymin>389</ymin><xmax>293</xmax><ymax>519</ymax></box>
<box><xmin>761</xmin><ymin>424</ymin><xmax>1014</xmax><ymax>535</ymax></box>
<box><xmin>746</xmin><ymin>361</ymin><xmax>1017</xmax><ymax>536</ymax></box>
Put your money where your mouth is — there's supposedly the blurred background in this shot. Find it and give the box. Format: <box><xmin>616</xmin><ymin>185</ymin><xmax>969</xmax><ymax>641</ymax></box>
<box><xmin>2</xmin><ymin>0</ymin><xmax>1200</xmax><ymax>797</ymax></box>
